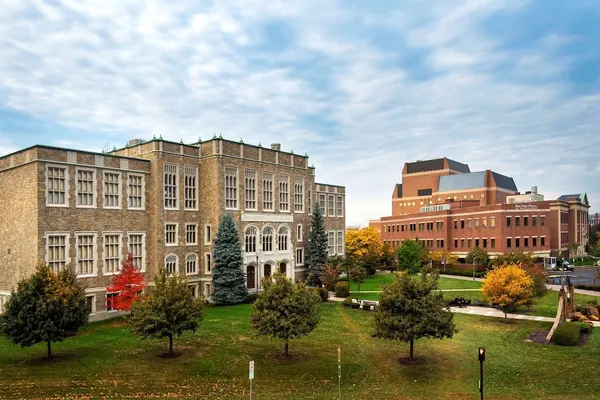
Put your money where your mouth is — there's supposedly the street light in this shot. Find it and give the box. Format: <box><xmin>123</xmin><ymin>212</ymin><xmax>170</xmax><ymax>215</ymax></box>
<box><xmin>478</xmin><ymin>347</ymin><xmax>485</xmax><ymax>400</ymax></box>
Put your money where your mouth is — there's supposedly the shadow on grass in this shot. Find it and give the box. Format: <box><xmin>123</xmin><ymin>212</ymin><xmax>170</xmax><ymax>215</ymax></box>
<box><xmin>20</xmin><ymin>349</ymin><xmax>94</xmax><ymax>367</ymax></box>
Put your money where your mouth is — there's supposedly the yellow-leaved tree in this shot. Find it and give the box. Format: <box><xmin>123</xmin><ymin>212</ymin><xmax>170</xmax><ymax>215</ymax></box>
<box><xmin>482</xmin><ymin>264</ymin><xmax>534</xmax><ymax>320</ymax></box>
<box><xmin>345</xmin><ymin>227</ymin><xmax>383</xmax><ymax>275</ymax></box>
<box><xmin>429</xmin><ymin>251</ymin><xmax>458</xmax><ymax>266</ymax></box>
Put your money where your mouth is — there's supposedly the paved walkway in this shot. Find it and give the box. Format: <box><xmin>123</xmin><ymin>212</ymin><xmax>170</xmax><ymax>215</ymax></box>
<box><xmin>351</xmin><ymin>288</ymin><xmax>481</xmax><ymax>293</ymax></box>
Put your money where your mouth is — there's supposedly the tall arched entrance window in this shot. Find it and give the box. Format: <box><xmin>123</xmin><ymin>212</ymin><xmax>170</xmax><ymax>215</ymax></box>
<box><xmin>247</xmin><ymin>265</ymin><xmax>256</xmax><ymax>289</ymax></box>
<box><xmin>279</xmin><ymin>262</ymin><xmax>287</xmax><ymax>275</ymax></box>
<box><xmin>264</xmin><ymin>263</ymin><xmax>272</xmax><ymax>277</ymax></box>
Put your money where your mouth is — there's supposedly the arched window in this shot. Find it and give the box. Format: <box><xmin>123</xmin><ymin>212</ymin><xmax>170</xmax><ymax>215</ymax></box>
<box><xmin>278</xmin><ymin>226</ymin><xmax>289</xmax><ymax>251</ymax></box>
<box><xmin>279</xmin><ymin>262</ymin><xmax>287</xmax><ymax>275</ymax></box>
<box><xmin>264</xmin><ymin>263</ymin><xmax>272</xmax><ymax>277</ymax></box>
<box><xmin>165</xmin><ymin>254</ymin><xmax>178</xmax><ymax>276</ymax></box>
<box><xmin>186</xmin><ymin>253</ymin><xmax>197</xmax><ymax>275</ymax></box>
<box><xmin>245</xmin><ymin>226</ymin><xmax>257</xmax><ymax>253</ymax></box>
<box><xmin>262</xmin><ymin>226</ymin><xmax>274</xmax><ymax>252</ymax></box>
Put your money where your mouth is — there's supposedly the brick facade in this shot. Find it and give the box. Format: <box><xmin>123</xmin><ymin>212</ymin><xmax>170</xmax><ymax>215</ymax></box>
<box><xmin>0</xmin><ymin>138</ymin><xmax>345</xmax><ymax>319</ymax></box>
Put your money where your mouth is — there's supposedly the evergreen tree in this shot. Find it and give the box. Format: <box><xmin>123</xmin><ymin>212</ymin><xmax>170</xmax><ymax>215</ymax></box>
<box><xmin>212</xmin><ymin>214</ymin><xmax>248</xmax><ymax>304</ymax></box>
<box><xmin>374</xmin><ymin>271</ymin><xmax>457</xmax><ymax>361</ymax></box>
<box><xmin>251</xmin><ymin>272</ymin><xmax>321</xmax><ymax>357</ymax></box>
<box><xmin>130</xmin><ymin>268</ymin><xmax>204</xmax><ymax>356</ymax></box>
<box><xmin>396</xmin><ymin>239</ymin><xmax>427</xmax><ymax>275</ymax></box>
<box><xmin>0</xmin><ymin>265</ymin><xmax>89</xmax><ymax>358</ymax></box>
<box><xmin>306</xmin><ymin>204</ymin><xmax>328</xmax><ymax>286</ymax></box>
<box><xmin>105</xmin><ymin>253</ymin><xmax>147</xmax><ymax>311</ymax></box>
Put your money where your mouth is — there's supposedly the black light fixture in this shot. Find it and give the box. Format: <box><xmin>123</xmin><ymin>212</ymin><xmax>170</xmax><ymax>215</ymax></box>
<box><xmin>478</xmin><ymin>347</ymin><xmax>485</xmax><ymax>400</ymax></box>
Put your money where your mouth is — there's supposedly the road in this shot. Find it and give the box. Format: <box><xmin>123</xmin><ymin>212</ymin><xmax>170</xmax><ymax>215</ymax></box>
<box><xmin>549</xmin><ymin>266</ymin><xmax>599</xmax><ymax>286</ymax></box>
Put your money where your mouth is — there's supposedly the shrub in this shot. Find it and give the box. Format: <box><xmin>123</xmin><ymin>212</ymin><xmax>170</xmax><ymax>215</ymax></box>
<box><xmin>335</xmin><ymin>281</ymin><xmax>350</xmax><ymax>298</ymax></box>
<box><xmin>342</xmin><ymin>297</ymin><xmax>353</xmax><ymax>308</ymax></box>
<box><xmin>317</xmin><ymin>287</ymin><xmax>329</xmax><ymax>302</ymax></box>
<box><xmin>351</xmin><ymin>302</ymin><xmax>360</xmax><ymax>309</ymax></box>
<box><xmin>552</xmin><ymin>323</ymin><xmax>581</xmax><ymax>346</ymax></box>
<box><xmin>574</xmin><ymin>321</ymin><xmax>593</xmax><ymax>335</ymax></box>
<box><xmin>439</xmin><ymin>268</ymin><xmax>487</xmax><ymax>278</ymax></box>
<box><xmin>575</xmin><ymin>285</ymin><xmax>600</xmax><ymax>292</ymax></box>
<box><xmin>362</xmin><ymin>303</ymin><xmax>372</xmax><ymax>311</ymax></box>
<box><xmin>245</xmin><ymin>293</ymin><xmax>259</xmax><ymax>304</ymax></box>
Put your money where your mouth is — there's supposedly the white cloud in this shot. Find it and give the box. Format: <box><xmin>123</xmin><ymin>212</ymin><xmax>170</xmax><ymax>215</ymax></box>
<box><xmin>0</xmin><ymin>0</ymin><xmax>599</xmax><ymax>223</ymax></box>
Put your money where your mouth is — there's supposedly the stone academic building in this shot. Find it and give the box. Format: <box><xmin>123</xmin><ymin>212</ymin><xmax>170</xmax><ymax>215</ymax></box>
<box><xmin>0</xmin><ymin>137</ymin><xmax>345</xmax><ymax>319</ymax></box>
<box><xmin>370</xmin><ymin>158</ymin><xmax>590</xmax><ymax>260</ymax></box>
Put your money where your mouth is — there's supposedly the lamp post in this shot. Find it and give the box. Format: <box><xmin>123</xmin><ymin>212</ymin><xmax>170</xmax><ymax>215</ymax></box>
<box><xmin>478</xmin><ymin>347</ymin><xmax>485</xmax><ymax>400</ymax></box>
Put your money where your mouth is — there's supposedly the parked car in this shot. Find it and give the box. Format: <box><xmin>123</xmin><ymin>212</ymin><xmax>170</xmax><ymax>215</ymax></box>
<box><xmin>561</xmin><ymin>260</ymin><xmax>574</xmax><ymax>271</ymax></box>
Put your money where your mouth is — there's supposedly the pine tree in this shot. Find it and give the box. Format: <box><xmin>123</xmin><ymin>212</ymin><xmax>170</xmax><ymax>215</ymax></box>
<box><xmin>374</xmin><ymin>271</ymin><xmax>457</xmax><ymax>361</ymax></box>
<box><xmin>212</xmin><ymin>214</ymin><xmax>248</xmax><ymax>305</ymax></box>
<box><xmin>306</xmin><ymin>204</ymin><xmax>328</xmax><ymax>286</ymax></box>
<box><xmin>130</xmin><ymin>268</ymin><xmax>204</xmax><ymax>356</ymax></box>
<box><xmin>0</xmin><ymin>265</ymin><xmax>89</xmax><ymax>358</ymax></box>
<box><xmin>105</xmin><ymin>253</ymin><xmax>147</xmax><ymax>311</ymax></box>
<box><xmin>251</xmin><ymin>272</ymin><xmax>321</xmax><ymax>357</ymax></box>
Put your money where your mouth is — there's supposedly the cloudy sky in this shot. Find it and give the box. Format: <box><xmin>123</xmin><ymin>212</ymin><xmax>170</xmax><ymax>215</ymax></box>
<box><xmin>1</xmin><ymin>0</ymin><xmax>599</xmax><ymax>225</ymax></box>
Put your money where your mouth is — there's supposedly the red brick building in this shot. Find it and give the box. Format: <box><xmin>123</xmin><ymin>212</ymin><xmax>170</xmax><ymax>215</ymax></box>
<box><xmin>370</xmin><ymin>158</ymin><xmax>590</xmax><ymax>259</ymax></box>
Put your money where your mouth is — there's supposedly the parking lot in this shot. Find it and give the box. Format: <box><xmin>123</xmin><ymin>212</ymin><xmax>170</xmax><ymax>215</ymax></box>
<box><xmin>549</xmin><ymin>266</ymin><xmax>599</xmax><ymax>286</ymax></box>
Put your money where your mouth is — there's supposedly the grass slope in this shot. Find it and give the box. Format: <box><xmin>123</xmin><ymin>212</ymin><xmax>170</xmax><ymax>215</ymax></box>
<box><xmin>0</xmin><ymin>303</ymin><xmax>599</xmax><ymax>399</ymax></box>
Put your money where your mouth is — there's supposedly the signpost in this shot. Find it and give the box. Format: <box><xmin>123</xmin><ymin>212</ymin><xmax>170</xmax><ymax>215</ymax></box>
<box><xmin>249</xmin><ymin>361</ymin><xmax>255</xmax><ymax>400</ymax></box>
<box><xmin>338</xmin><ymin>346</ymin><xmax>342</xmax><ymax>400</ymax></box>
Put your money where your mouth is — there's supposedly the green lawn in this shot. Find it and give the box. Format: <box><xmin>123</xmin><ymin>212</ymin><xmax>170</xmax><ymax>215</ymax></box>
<box><xmin>1</xmin><ymin>304</ymin><xmax>599</xmax><ymax>399</ymax></box>
<box><xmin>348</xmin><ymin>272</ymin><xmax>483</xmax><ymax>292</ymax></box>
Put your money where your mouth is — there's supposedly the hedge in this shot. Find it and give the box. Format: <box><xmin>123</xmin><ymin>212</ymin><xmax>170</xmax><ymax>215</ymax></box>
<box><xmin>335</xmin><ymin>281</ymin><xmax>350</xmax><ymax>298</ymax></box>
<box><xmin>439</xmin><ymin>269</ymin><xmax>487</xmax><ymax>278</ymax></box>
<box><xmin>575</xmin><ymin>285</ymin><xmax>600</xmax><ymax>292</ymax></box>
<box><xmin>552</xmin><ymin>323</ymin><xmax>581</xmax><ymax>346</ymax></box>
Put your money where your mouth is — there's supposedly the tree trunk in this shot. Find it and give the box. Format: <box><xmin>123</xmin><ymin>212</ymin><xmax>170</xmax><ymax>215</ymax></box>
<box><xmin>409</xmin><ymin>340</ymin><xmax>414</xmax><ymax>360</ymax></box>
<box><xmin>169</xmin><ymin>335</ymin><xmax>173</xmax><ymax>355</ymax></box>
<box><xmin>285</xmin><ymin>341</ymin><xmax>289</xmax><ymax>356</ymax></box>
<box><xmin>47</xmin><ymin>341</ymin><xmax>52</xmax><ymax>358</ymax></box>
<box><xmin>358</xmin><ymin>283</ymin><xmax>360</xmax><ymax>295</ymax></box>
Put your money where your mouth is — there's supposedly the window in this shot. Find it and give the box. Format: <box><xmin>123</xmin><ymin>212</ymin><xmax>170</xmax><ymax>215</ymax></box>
<box><xmin>127</xmin><ymin>174</ymin><xmax>144</xmax><ymax>209</ymax></box>
<box><xmin>524</xmin><ymin>216</ymin><xmax>529</xmax><ymax>227</ymax></box>
<box><xmin>225</xmin><ymin>166</ymin><xmax>238</xmax><ymax>209</ymax></box>
<box><xmin>540</xmin><ymin>216</ymin><xmax>545</xmax><ymax>226</ymax></box>
<box><xmin>515</xmin><ymin>237</ymin><xmax>520</xmax><ymax>248</ymax></box>
<box><xmin>475</xmin><ymin>239</ymin><xmax>479</xmax><ymax>248</ymax></box>
<box><xmin>524</xmin><ymin>237</ymin><xmax>529</xmax><ymax>247</ymax></box>
<box><xmin>533</xmin><ymin>237</ymin><xmax>537</xmax><ymax>247</ymax></box>
<box><xmin>532</xmin><ymin>216</ymin><xmax>537</xmax><ymax>227</ymax></box>
<box><xmin>460</xmin><ymin>220</ymin><xmax>465</xmax><ymax>229</ymax></box>
<box><xmin>164</xmin><ymin>164</ymin><xmax>178</xmax><ymax>209</ymax></box>
<box><xmin>506</xmin><ymin>217</ymin><xmax>512</xmax><ymax>227</ymax></box>
<box><xmin>46</xmin><ymin>166</ymin><xmax>68</xmax><ymax>206</ymax></box>
<box><xmin>186</xmin><ymin>224</ymin><xmax>197</xmax><ymax>245</ymax></box>
<box><xmin>205</xmin><ymin>253</ymin><xmax>212</xmax><ymax>273</ymax></box>
<box><xmin>128</xmin><ymin>233</ymin><xmax>145</xmax><ymax>271</ymax></box>
<box><xmin>244</xmin><ymin>170</ymin><xmax>257</xmax><ymax>210</ymax></box>
<box><xmin>279</xmin><ymin>174</ymin><xmax>289</xmax><ymax>211</ymax></box>
<box><xmin>336</xmin><ymin>231</ymin><xmax>344</xmax><ymax>255</ymax></box>
<box><xmin>318</xmin><ymin>194</ymin><xmax>326</xmax><ymax>214</ymax></box>
<box><xmin>483</xmin><ymin>238</ymin><xmax>487</xmax><ymax>248</ymax></box>
<box><xmin>474</xmin><ymin>219</ymin><xmax>480</xmax><ymax>228</ymax></box>
<box><xmin>308</xmin><ymin>190</ymin><xmax>312</xmax><ymax>214</ymax></box>
<box><xmin>294</xmin><ymin>177</ymin><xmax>304</xmax><ymax>212</ymax></box>
<box><xmin>417</xmin><ymin>188</ymin><xmax>432</xmax><ymax>196</ymax></box>
<box><xmin>336</xmin><ymin>196</ymin><xmax>343</xmax><ymax>217</ymax></box>
<box><xmin>296</xmin><ymin>248</ymin><xmax>304</xmax><ymax>265</ymax></box>
<box><xmin>204</xmin><ymin>225</ymin><xmax>212</xmax><ymax>244</ymax></box>
<box><xmin>188</xmin><ymin>284</ymin><xmax>198</xmax><ymax>298</ymax></box>
<box><xmin>86</xmin><ymin>295</ymin><xmax>96</xmax><ymax>314</ymax></box>
<box><xmin>278</xmin><ymin>226</ymin><xmax>289</xmax><ymax>251</ymax></box>
<box><xmin>490</xmin><ymin>238</ymin><xmax>495</xmax><ymax>248</ymax></box>
<box><xmin>106</xmin><ymin>293</ymin><xmax>118</xmax><ymax>311</ymax></box>
<box><xmin>165</xmin><ymin>254</ymin><xmax>178</xmax><ymax>276</ymax></box>
<box><xmin>245</xmin><ymin>226</ymin><xmax>257</xmax><ymax>253</ymax></box>
<box><xmin>467</xmin><ymin>239</ymin><xmax>472</xmax><ymax>248</ymax></box>
<box><xmin>76</xmin><ymin>168</ymin><xmax>96</xmax><ymax>207</ymax></box>
<box><xmin>461</xmin><ymin>239</ymin><xmax>465</xmax><ymax>248</ymax></box>
<box><xmin>467</xmin><ymin>219</ymin><xmax>472</xmax><ymax>229</ymax></box>
<box><xmin>165</xmin><ymin>223</ymin><xmax>178</xmax><ymax>246</ymax></box>
<box><xmin>186</xmin><ymin>254</ymin><xmax>197</xmax><ymax>275</ymax></box>
<box><xmin>328</xmin><ymin>231</ymin><xmax>335</xmax><ymax>255</ymax></box>
<box><xmin>482</xmin><ymin>218</ymin><xmax>487</xmax><ymax>228</ymax></box>
<box><xmin>490</xmin><ymin>217</ymin><xmax>496</xmax><ymax>228</ymax></box>
<box><xmin>437</xmin><ymin>222</ymin><xmax>443</xmax><ymax>230</ymax></box>
<box><xmin>327</xmin><ymin>195</ymin><xmax>335</xmax><ymax>216</ymax></box>
<box><xmin>103</xmin><ymin>172</ymin><xmax>121</xmax><ymax>208</ymax></box>
<box><xmin>507</xmin><ymin>238</ymin><xmax>512</xmax><ymax>248</ymax></box>
<box><xmin>76</xmin><ymin>233</ymin><xmax>96</xmax><ymax>277</ymax></box>
<box><xmin>297</xmin><ymin>224</ymin><xmax>303</xmax><ymax>242</ymax></box>
<box><xmin>184</xmin><ymin>166</ymin><xmax>198</xmax><ymax>210</ymax></box>
<box><xmin>515</xmin><ymin>217</ymin><xmax>520</xmax><ymax>227</ymax></box>
<box><xmin>541</xmin><ymin>236</ymin><xmax>545</xmax><ymax>246</ymax></box>
<box><xmin>263</xmin><ymin>173</ymin><xmax>274</xmax><ymax>211</ymax></box>
<box><xmin>262</xmin><ymin>226</ymin><xmax>274</xmax><ymax>252</ymax></box>
<box><xmin>103</xmin><ymin>233</ymin><xmax>122</xmax><ymax>275</ymax></box>
<box><xmin>46</xmin><ymin>233</ymin><xmax>69</xmax><ymax>273</ymax></box>
<box><xmin>454</xmin><ymin>239</ymin><xmax>458</xmax><ymax>248</ymax></box>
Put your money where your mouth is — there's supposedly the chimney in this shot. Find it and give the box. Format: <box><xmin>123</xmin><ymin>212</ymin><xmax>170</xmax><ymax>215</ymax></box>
<box><xmin>271</xmin><ymin>143</ymin><xmax>281</xmax><ymax>151</ymax></box>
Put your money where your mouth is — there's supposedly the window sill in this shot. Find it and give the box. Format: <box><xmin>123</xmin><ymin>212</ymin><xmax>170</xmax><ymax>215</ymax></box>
<box><xmin>77</xmin><ymin>274</ymin><xmax>97</xmax><ymax>279</ymax></box>
<box><xmin>46</xmin><ymin>203</ymin><xmax>69</xmax><ymax>208</ymax></box>
<box><xmin>103</xmin><ymin>206</ymin><xmax>122</xmax><ymax>210</ymax></box>
<box><xmin>186</xmin><ymin>243</ymin><xmax>198</xmax><ymax>246</ymax></box>
<box><xmin>76</xmin><ymin>205</ymin><xmax>97</xmax><ymax>209</ymax></box>
<box><xmin>127</xmin><ymin>207</ymin><xmax>146</xmax><ymax>211</ymax></box>
<box><xmin>165</xmin><ymin>243</ymin><xmax>179</xmax><ymax>247</ymax></box>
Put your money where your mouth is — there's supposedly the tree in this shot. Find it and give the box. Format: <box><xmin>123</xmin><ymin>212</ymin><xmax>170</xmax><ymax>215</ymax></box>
<box><xmin>0</xmin><ymin>265</ymin><xmax>88</xmax><ymax>358</ymax></box>
<box><xmin>380</xmin><ymin>243</ymin><xmax>396</xmax><ymax>271</ymax></box>
<box><xmin>482</xmin><ymin>265</ymin><xmax>534</xmax><ymax>319</ymax></box>
<box><xmin>348</xmin><ymin>265</ymin><xmax>367</xmax><ymax>295</ymax></box>
<box><xmin>306</xmin><ymin>204</ymin><xmax>328</xmax><ymax>286</ymax></box>
<box><xmin>130</xmin><ymin>268</ymin><xmax>204</xmax><ymax>356</ymax></box>
<box><xmin>396</xmin><ymin>239</ymin><xmax>427</xmax><ymax>275</ymax></box>
<box><xmin>492</xmin><ymin>250</ymin><xmax>534</xmax><ymax>268</ymax></box>
<box><xmin>466</xmin><ymin>247</ymin><xmax>489</xmax><ymax>266</ymax></box>
<box><xmin>492</xmin><ymin>250</ymin><xmax>546</xmax><ymax>297</ymax></box>
<box><xmin>212</xmin><ymin>214</ymin><xmax>248</xmax><ymax>305</ymax></box>
<box><xmin>320</xmin><ymin>263</ymin><xmax>341</xmax><ymax>292</ymax></box>
<box><xmin>374</xmin><ymin>271</ymin><xmax>457</xmax><ymax>361</ymax></box>
<box><xmin>105</xmin><ymin>254</ymin><xmax>147</xmax><ymax>311</ymax></box>
<box><xmin>346</xmin><ymin>227</ymin><xmax>383</xmax><ymax>261</ymax></box>
<box><xmin>566</xmin><ymin>242</ymin><xmax>580</xmax><ymax>259</ymax></box>
<box><xmin>429</xmin><ymin>250</ymin><xmax>459</xmax><ymax>266</ymax></box>
<box><xmin>251</xmin><ymin>272</ymin><xmax>321</xmax><ymax>357</ymax></box>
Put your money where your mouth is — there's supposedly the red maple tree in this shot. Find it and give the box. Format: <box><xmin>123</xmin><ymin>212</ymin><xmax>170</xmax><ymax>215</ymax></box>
<box><xmin>106</xmin><ymin>253</ymin><xmax>147</xmax><ymax>311</ymax></box>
